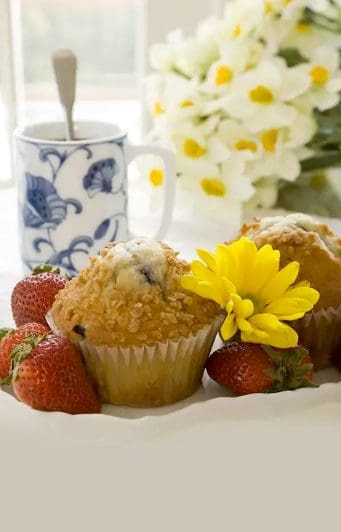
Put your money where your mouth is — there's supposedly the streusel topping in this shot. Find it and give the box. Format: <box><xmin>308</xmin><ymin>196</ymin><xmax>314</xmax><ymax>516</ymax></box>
<box><xmin>50</xmin><ymin>239</ymin><xmax>221</xmax><ymax>346</ymax></box>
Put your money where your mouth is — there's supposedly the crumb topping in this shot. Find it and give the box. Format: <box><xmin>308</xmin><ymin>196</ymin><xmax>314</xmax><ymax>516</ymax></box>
<box><xmin>51</xmin><ymin>239</ymin><xmax>221</xmax><ymax>347</ymax></box>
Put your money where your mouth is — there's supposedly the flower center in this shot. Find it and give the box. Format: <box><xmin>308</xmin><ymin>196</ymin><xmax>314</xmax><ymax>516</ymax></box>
<box><xmin>249</xmin><ymin>85</ymin><xmax>274</xmax><ymax>104</ymax></box>
<box><xmin>183</xmin><ymin>138</ymin><xmax>207</xmax><ymax>158</ymax></box>
<box><xmin>310</xmin><ymin>65</ymin><xmax>330</xmax><ymax>86</ymax></box>
<box><xmin>261</xmin><ymin>129</ymin><xmax>279</xmax><ymax>152</ymax></box>
<box><xmin>264</xmin><ymin>2</ymin><xmax>272</xmax><ymax>14</ymax></box>
<box><xmin>180</xmin><ymin>100</ymin><xmax>194</xmax><ymax>108</ymax></box>
<box><xmin>232</xmin><ymin>24</ymin><xmax>242</xmax><ymax>38</ymax></box>
<box><xmin>235</xmin><ymin>139</ymin><xmax>257</xmax><ymax>152</ymax></box>
<box><xmin>200</xmin><ymin>178</ymin><xmax>226</xmax><ymax>197</ymax></box>
<box><xmin>215</xmin><ymin>65</ymin><xmax>233</xmax><ymax>86</ymax></box>
<box><xmin>153</xmin><ymin>101</ymin><xmax>164</xmax><ymax>115</ymax></box>
<box><xmin>296</xmin><ymin>23</ymin><xmax>310</xmax><ymax>33</ymax></box>
<box><xmin>149</xmin><ymin>168</ymin><xmax>164</xmax><ymax>187</ymax></box>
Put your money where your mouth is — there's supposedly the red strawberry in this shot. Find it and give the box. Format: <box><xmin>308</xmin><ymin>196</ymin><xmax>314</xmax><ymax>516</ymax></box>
<box><xmin>4</xmin><ymin>334</ymin><xmax>100</xmax><ymax>414</ymax></box>
<box><xmin>206</xmin><ymin>342</ymin><xmax>314</xmax><ymax>396</ymax></box>
<box><xmin>0</xmin><ymin>323</ymin><xmax>49</xmax><ymax>380</ymax></box>
<box><xmin>11</xmin><ymin>264</ymin><xmax>67</xmax><ymax>327</ymax></box>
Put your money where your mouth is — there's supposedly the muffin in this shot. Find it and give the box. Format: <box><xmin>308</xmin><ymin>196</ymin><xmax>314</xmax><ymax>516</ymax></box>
<box><xmin>240</xmin><ymin>213</ymin><xmax>341</xmax><ymax>369</ymax></box>
<box><xmin>48</xmin><ymin>238</ymin><xmax>222</xmax><ymax>407</ymax></box>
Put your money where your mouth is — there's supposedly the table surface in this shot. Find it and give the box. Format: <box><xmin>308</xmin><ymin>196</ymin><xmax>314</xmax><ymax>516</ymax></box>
<box><xmin>1</xmin><ymin>186</ymin><xmax>341</xmax><ymax>532</ymax></box>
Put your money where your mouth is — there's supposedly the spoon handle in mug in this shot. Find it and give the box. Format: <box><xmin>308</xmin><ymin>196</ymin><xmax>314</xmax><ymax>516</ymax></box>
<box><xmin>52</xmin><ymin>49</ymin><xmax>77</xmax><ymax>140</ymax></box>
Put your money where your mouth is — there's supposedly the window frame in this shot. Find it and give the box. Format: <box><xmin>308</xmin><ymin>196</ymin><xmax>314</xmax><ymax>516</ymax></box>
<box><xmin>0</xmin><ymin>0</ymin><xmax>225</xmax><ymax>186</ymax></box>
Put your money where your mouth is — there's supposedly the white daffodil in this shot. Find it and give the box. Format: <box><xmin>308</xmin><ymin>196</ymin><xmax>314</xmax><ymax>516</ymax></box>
<box><xmin>246</xmin><ymin>111</ymin><xmax>315</xmax><ymax>182</ymax></box>
<box><xmin>223</xmin><ymin>0</ymin><xmax>266</xmax><ymax>42</ymax></box>
<box><xmin>244</xmin><ymin>177</ymin><xmax>279</xmax><ymax>211</ymax></box>
<box><xmin>280</xmin><ymin>17</ymin><xmax>340</xmax><ymax>59</ymax></box>
<box><xmin>218</xmin><ymin>58</ymin><xmax>310</xmax><ymax>131</ymax></box>
<box><xmin>217</xmin><ymin>119</ymin><xmax>262</xmax><ymax>161</ymax></box>
<box><xmin>134</xmin><ymin>154</ymin><xmax>166</xmax><ymax>212</ymax></box>
<box><xmin>300</xmin><ymin>45</ymin><xmax>341</xmax><ymax>111</ymax></box>
<box><xmin>172</xmin><ymin>121</ymin><xmax>231</xmax><ymax>179</ymax></box>
<box><xmin>169</xmin><ymin>29</ymin><xmax>219</xmax><ymax>79</ymax></box>
<box><xmin>201</xmin><ymin>39</ymin><xmax>260</xmax><ymax>94</ymax></box>
<box><xmin>148</xmin><ymin>73</ymin><xmax>207</xmax><ymax>122</ymax></box>
<box><xmin>179</xmin><ymin>157</ymin><xmax>254</xmax><ymax>224</ymax></box>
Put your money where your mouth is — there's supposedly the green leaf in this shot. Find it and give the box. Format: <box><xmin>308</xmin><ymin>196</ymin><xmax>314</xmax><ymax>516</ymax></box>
<box><xmin>32</xmin><ymin>264</ymin><xmax>61</xmax><ymax>275</ymax></box>
<box><xmin>278</xmin><ymin>48</ymin><xmax>306</xmax><ymax>67</ymax></box>
<box><xmin>5</xmin><ymin>333</ymin><xmax>47</xmax><ymax>384</ymax></box>
<box><xmin>0</xmin><ymin>328</ymin><xmax>13</xmax><ymax>341</ymax></box>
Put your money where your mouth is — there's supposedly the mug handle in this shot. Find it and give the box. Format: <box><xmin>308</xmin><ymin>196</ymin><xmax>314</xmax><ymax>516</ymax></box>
<box><xmin>125</xmin><ymin>145</ymin><xmax>176</xmax><ymax>240</ymax></box>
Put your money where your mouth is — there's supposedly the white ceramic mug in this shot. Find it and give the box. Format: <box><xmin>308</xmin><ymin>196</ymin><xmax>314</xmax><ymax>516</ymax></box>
<box><xmin>14</xmin><ymin>121</ymin><xmax>176</xmax><ymax>275</ymax></box>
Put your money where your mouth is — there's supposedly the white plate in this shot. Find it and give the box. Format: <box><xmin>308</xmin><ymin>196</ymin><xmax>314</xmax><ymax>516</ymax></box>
<box><xmin>0</xmin><ymin>192</ymin><xmax>340</xmax><ymax>447</ymax></box>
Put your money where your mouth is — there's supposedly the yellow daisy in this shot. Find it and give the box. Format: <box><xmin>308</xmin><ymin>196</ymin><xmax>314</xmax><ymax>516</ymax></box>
<box><xmin>181</xmin><ymin>237</ymin><xmax>319</xmax><ymax>348</ymax></box>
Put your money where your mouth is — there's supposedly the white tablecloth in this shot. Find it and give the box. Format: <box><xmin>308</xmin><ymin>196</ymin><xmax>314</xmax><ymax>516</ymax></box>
<box><xmin>1</xmin><ymin>186</ymin><xmax>341</xmax><ymax>532</ymax></box>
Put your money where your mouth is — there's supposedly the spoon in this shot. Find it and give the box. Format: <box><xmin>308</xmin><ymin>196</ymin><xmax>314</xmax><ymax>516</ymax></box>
<box><xmin>52</xmin><ymin>49</ymin><xmax>77</xmax><ymax>140</ymax></box>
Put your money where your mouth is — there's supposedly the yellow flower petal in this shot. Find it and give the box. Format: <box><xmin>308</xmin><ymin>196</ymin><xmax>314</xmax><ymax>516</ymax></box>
<box><xmin>265</xmin><ymin>286</ymin><xmax>320</xmax><ymax>320</ymax></box>
<box><xmin>181</xmin><ymin>275</ymin><xmax>199</xmax><ymax>293</ymax></box>
<box><xmin>215</xmin><ymin>243</ymin><xmax>231</xmax><ymax>277</ymax></box>
<box><xmin>245</xmin><ymin>314</ymin><xmax>298</xmax><ymax>348</ymax></box>
<box><xmin>261</xmin><ymin>261</ymin><xmax>300</xmax><ymax>304</ymax></box>
<box><xmin>252</xmin><ymin>244</ymin><xmax>280</xmax><ymax>293</ymax></box>
<box><xmin>219</xmin><ymin>238</ymin><xmax>252</xmax><ymax>290</ymax></box>
<box><xmin>222</xmin><ymin>278</ymin><xmax>237</xmax><ymax>296</ymax></box>
<box><xmin>221</xmin><ymin>314</ymin><xmax>238</xmax><ymax>341</ymax></box>
<box><xmin>231</xmin><ymin>293</ymin><xmax>254</xmax><ymax>319</ymax></box>
<box><xmin>181</xmin><ymin>276</ymin><xmax>225</xmax><ymax>307</ymax></box>
<box><xmin>236</xmin><ymin>318</ymin><xmax>253</xmax><ymax>333</ymax></box>
<box><xmin>191</xmin><ymin>260</ymin><xmax>216</xmax><ymax>282</ymax></box>
<box><xmin>196</xmin><ymin>249</ymin><xmax>216</xmax><ymax>271</ymax></box>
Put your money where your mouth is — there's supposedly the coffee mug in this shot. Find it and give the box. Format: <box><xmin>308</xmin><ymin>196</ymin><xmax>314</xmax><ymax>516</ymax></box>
<box><xmin>14</xmin><ymin>121</ymin><xmax>176</xmax><ymax>275</ymax></box>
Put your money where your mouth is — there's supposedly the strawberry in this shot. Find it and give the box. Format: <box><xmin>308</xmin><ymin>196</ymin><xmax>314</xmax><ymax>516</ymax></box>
<box><xmin>3</xmin><ymin>334</ymin><xmax>100</xmax><ymax>414</ymax></box>
<box><xmin>11</xmin><ymin>264</ymin><xmax>67</xmax><ymax>327</ymax></box>
<box><xmin>0</xmin><ymin>323</ymin><xmax>49</xmax><ymax>380</ymax></box>
<box><xmin>206</xmin><ymin>342</ymin><xmax>315</xmax><ymax>396</ymax></box>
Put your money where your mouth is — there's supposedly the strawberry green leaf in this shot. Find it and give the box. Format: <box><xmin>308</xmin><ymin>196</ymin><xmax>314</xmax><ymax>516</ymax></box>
<box><xmin>32</xmin><ymin>264</ymin><xmax>61</xmax><ymax>275</ymax></box>
<box><xmin>0</xmin><ymin>328</ymin><xmax>13</xmax><ymax>341</ymax></box>
<box><xmin>7</xmin><ymin>333</ymin><xmax>47</xmax><ymax>384</ymax></box>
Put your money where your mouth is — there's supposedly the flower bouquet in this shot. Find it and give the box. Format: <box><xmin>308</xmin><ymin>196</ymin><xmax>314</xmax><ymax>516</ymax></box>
<box><xmin>144</xmin><ymin>0</ymin><xmax>341</xmax><ymax>225</ymax></box>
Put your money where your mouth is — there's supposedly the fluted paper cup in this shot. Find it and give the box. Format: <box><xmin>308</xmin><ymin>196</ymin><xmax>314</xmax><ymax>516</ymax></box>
<box><xmin>47</xmin><ymin>312</ymin><xmax>221</xmax><ymax>407</ymax></box>
<box><xmin>293</xmin><ymin>305</ymin><xmax>341</xmax><ymax>370</ymax></box>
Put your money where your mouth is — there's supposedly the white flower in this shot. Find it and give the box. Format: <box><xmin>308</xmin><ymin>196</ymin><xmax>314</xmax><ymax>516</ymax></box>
<box><xmin>299</xmin><ymin>45</ymin><xmax>341</xmax><ymax>111</ymax></box>
<box><xmin>171</xmin><ymin>120</ymin><xmax>231</xmax><ymax>178</ymax></box>
<box><xmin>280</xmin><ymin>16</ymin><xmax>341</xmax><ymax>59</ymax></box>
<box><xmin>223</xmin><ymin>0</ymin><xmax>266</xmax><ymax>41</ymax></box>
<box><xmin>246</xmin><ymin>111</ymin><xmax>316</xmax><ymax>181</ymax></box>
<box><xmin>147</xmin><ymin>73</ymin><xmax>207</xmax><ymax>122</ymax></box>
<box><xmin>179</xmin><ymin>157</ymin><xmax>254</xmax><ymax>224</ymax></box>
<box><xmin>217</xmin><ymin>119</ymin><xmax>262</xmax><ymax>161</ymax></box>
<box><xmin>244</xmin><ymin>177</ymin><xmax>279</xmax><ymax>211</ymax></box>
<box><xmin>200</xmin><ymin>40</ymin><xmax>259</xmax><ymax>94</ymax></box>
<box><xmin>212</xmin><ymin>58</ymin><xmax>310</xmax><ymax>131</ymax></box>
<box><xmin>135</xmin><ymin>154</ymin><xmax>166</xmax><ymax>212</ymax></box>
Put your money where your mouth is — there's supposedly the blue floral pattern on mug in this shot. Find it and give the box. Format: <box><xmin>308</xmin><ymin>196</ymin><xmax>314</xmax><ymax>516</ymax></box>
<box><xmin>83</xmin><ymin>158</ymin><xmax>120</xmax><ymax>197</ymax></box>
<box><xmin>18</xmin><ymin>138</ymin><xmax>128</xmax><ymax>276</ymax></box>
<box><xmin>23</xmin><ymin>173</ymin><xmax>82</xmax><ymax>229</ymax></box>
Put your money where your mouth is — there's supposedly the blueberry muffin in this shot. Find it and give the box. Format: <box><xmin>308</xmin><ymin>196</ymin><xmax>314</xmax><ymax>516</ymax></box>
<box><xmin>49</xmin><ymin>238</ymin><xmax>222</xmax><ymax>406</ymax></box>
<box><xmin>240</xmin><ymin>213</ymin><xmax>341</xmax><ymax>369</ymax></box>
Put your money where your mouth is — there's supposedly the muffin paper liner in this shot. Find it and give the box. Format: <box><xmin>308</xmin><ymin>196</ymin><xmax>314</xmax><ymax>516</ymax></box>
<box><xmin>47</xmin><ymin>313</ymin><xmax>222</xmax><ymax>407</ymax></box>
<box><xmin>292</xmin><ymin>305</ymin><xmax>341</xmax><ymax>370</ymax></box>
